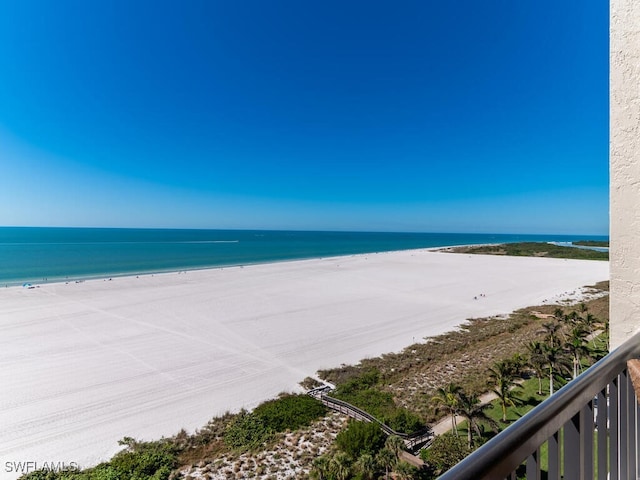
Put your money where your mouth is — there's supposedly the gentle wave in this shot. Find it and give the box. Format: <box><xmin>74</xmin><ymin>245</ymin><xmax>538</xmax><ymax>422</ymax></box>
<box><xmin>183</xmin><ymin>240</ymin><xmax>239</xmax><ymax>244</ymax></box>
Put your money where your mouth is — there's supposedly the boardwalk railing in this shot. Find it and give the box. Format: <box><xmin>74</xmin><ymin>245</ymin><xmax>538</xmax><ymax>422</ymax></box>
<box><xmin>439</xmin><ymin>329</ymin><xmax>640</xmax><ymax>480</ymax></box>
<box><xmin>308</xmin><ymin>386</ymin><xmax>432</xmax><ymax>451</ymax></box>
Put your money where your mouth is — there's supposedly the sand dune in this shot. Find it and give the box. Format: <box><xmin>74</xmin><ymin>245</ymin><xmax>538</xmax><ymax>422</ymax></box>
<box><xmin>0</xmin><ymin>250</ymin><xmax>608</xmax><ymax>478</ymax></box>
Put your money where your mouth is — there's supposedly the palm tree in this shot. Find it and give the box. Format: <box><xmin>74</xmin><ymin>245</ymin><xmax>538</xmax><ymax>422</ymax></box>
<box><xmin>385</xmin><ymin>434</ymin><xmax>406</xmax><ymax>461</ymax></box>
<box><xmin>542</xmin><ymin>343</ymin><xmax>572</xmax><ymax>396</ymax></box>
<box><xmin>311</xmin><ymin>456</ymin><xmax>331</xmax><ymax>480</ymax></box>
<box><xmin>526</xmin><ymin>340</ymin><xmax>546</xmax><ymax>395</ymax></box>
<box><xmin>581</xmin><ymin>313</ymin><xmax>601</xmax><ymax>346</ymax></box>
<box><xmin>565</xmin><ymin>326</ymin><xmax>590</xmax><ymax>378</ymax></box>
<box><xmin>579</xmin><ymin>302</ymin><xmax>588</xmax><ymax>315</ymax></box>
<box><xmin>490</xmin><ymin>359</ymin><xmax>519</xmax><ymax>384</ymax></box>
<box><xmin>489</xmin><ymin>360</ymin><xmax>521</xmax><ymax>422</ymax></box>
<box><xmin>505</xmin><ymin>353</ymin><xmax>526</xmax><ymax>377</ymax></box>
<box><xmin>355</xmin><ymin>453</ymin><xmax>376</xmax><ymax>480</ymax></box>
<box><xmin>432</xmin><ymin>383</ymin><xmax>462</xmax><ymax>436</ymax></box>
<box><xmin>493</xmin><ymin>378</ymin><xmax>522</xmax><ymax>423</ymax></box>
<box><xmin>541</xmin><ymin>321</ymin><xmax>562</xmax><ymax>348</ymax></box>
<box><xmin>554</xmin><ymin>307</ymin><xmax>573</xmax><ymax>327</ymax></box>
<box><xmin>553</xmin><ymin>307</ymin><xmax>564</xmax><ymax>321</ymax></box>
<box><xmin>376</xmin><ymin>448</ymin><xmax>397</xmax><ymax>480</ymax></box>
<box><xmin>456</xmin><ymin>391</ymin><xmax>499</xmax><ymax>447</ymax></box>
<box><xmin>566</xmin><ymin>310</ymin><xmax>580</xmax><ymax>326</ymax></box>
<box><xmin>395</xmin><ymin>461</ymin><xmax>417</xmax><ymax>479</ymax></box>
<box><xmin>330</xmin><ymin>452</ymin><xmax>351</xmax><ymax>480</ymax></box>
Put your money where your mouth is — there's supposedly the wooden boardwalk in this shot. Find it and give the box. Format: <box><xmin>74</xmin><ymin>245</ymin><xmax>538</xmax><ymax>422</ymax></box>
<box><xmin>308</xmin><ymin>385</ymin><xmax>432</xmax><ymax>452</ymax></box>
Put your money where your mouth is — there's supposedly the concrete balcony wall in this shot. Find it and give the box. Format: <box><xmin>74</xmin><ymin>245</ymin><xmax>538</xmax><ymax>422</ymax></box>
<box><xmin>611</xmin><ymin>0</ymin><xmax>640</xmax><ymax>348</ymax></box>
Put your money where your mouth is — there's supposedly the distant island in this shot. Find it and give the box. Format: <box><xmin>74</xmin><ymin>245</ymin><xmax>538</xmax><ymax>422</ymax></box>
<box><xmin>441</xmin><ymin>242</ymin><xmax>609</xmax><ymax>261</ymax></box>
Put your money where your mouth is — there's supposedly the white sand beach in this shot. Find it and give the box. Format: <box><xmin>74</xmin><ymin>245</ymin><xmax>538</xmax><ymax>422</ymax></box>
<box><xmin>0</xmin><ymin>250</ymin><xmax>608</xmax><ymax>478</ymax></box>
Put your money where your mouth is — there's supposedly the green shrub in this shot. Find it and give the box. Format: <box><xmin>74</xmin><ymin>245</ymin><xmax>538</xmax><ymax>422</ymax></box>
<box><xmin>224</xmin><ymin>410</ymin><xmax>272</xmax><ymax>450</ymax></box>
<box><xmin>336</xmin><ymin>369</ymin><xmax>380</xmax><ymax>395</ymax></box>
<box><xmin>107</xmin><ymin>439</ymin><xmax>177</xmax><ymax>479</ymax></box>
<box><xmin>335</xmin><ymin>421</ymin><xmax>386</xmax><ymax>459</ymax></box>
<box><xmin>18</xmin><ymin>473</ymin><xmax>66</xmax><ymax>480</ymax></box>
<box><xmin>253</xmin><ymin>394</ymin><xmax>326</xmax><ymax>432</ymax></box>
<box><xmin>386</xmin><ymin>409</ymin><xmax>425</xmax><ymax>434</ymax></box>
<box><xmin>18</xmin><ymin>438</ymin><xmax>178</xmax><ymax>480</ymax></box>
<box><xmin>421</xmin><ymin>433</ymin><xmax>471</xmax><ymax>475</ymax></box>
<box><xmin>334</xmin><ymin>373</ymin><xmax>393</xmax><ymax>418</ymax></box>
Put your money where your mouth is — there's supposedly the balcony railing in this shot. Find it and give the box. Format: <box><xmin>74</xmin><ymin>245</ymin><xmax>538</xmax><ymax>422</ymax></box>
<box><xmin>438</xmin><ymin>329</ymin><xmax>640</xmax><ymax>480</ymax></box>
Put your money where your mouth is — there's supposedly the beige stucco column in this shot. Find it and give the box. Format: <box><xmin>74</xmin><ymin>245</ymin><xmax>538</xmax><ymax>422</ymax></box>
<box><xmin>610</xmin><ymin>0</ymin><xmax>640</xmax><ymax>348</ymax></box>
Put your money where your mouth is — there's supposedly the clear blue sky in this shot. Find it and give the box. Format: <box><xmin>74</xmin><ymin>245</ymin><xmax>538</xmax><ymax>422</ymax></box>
<box><xmin>0</xmin><ymin>1</ymin><xmax>609</xmax><ymax>234</ymax></box>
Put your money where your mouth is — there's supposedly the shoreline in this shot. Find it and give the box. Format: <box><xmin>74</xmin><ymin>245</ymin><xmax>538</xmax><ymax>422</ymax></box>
<box><xmin>5</xmin><ymin>244</ymin><xmax>501</xmax><ymax>289</ymax></box>
<box><xmin>0</xmin><ymin>250</ymin><xmax>608</xmax><ymax>477</ymax></box>
<box><xmin>2</xmin><ymin>248</ymin><xmax>430</xmax><ymax>289</ymax></box>
<box><xmin>2</xmin><ymin>247</ymin><xmax>442</xmax><ymax>288</ymax></box>
<box><xmin>1</xmin><ymin>241</ymin><xmax>602</xmax><ymax>289</ymax></box>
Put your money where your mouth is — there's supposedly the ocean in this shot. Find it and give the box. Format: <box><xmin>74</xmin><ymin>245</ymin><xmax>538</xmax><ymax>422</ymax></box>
<box><xmin>0</xmin><ymin>227</ymin><xmax>609</xmax><ymax>286</ymax></box>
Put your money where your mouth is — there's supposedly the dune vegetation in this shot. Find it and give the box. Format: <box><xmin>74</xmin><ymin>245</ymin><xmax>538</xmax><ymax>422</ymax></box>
<box><xmin>443</xmin><ymin>241</ymin><xmax>608</xmax><ymax>260</ymax></box>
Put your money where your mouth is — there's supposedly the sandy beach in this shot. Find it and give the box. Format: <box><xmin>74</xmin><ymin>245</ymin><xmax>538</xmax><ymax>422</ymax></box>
<box><xmin>0</xmin><ymin>250</ymin><xmax>608</xmax><ymax>477</ymax></box>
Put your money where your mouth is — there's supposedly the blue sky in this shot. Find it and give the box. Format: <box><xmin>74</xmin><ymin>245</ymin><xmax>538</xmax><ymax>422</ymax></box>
<box><xmin>0</xmin><ymin>1</ymin><xmax>608</xmax><ymax>234</ymax></box>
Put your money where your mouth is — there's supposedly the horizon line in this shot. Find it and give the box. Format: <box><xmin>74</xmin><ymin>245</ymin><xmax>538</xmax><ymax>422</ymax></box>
<box><xmin>0</xmin><ymin>225</ymin><xmax>610</xmax><ymax>237</ymax></box>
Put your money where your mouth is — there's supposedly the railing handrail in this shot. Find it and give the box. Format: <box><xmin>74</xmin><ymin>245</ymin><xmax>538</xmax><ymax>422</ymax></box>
<box><xmin>439</xmin><ymin>329</ymin><xmax>640</xmax><ymax>479</ymax></box>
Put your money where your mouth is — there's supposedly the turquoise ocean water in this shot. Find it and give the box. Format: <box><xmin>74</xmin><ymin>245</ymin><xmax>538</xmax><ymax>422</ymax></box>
<box><xmin>0</xmin><ymin>227</ymin><xmax>608</xmax><ymax>286</ymax></box>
